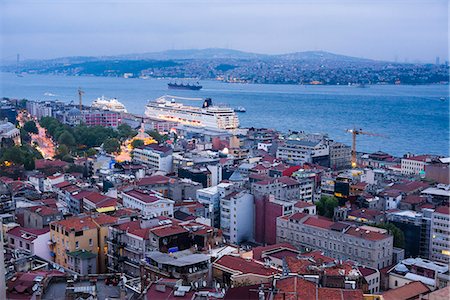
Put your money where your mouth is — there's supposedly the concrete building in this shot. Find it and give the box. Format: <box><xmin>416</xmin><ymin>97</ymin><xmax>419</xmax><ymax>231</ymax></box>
<box><xmin>122</xmin><ymin>189</ymin><xmax>174</xmax><ymax>218</ymax></box>
<box><xmin>254</xmin><ymin>195</ymin><xmax>294</xmax><ymax>245</ymax></box>
<box><xmin>141</xmin><ymin>250</ymin><xmax>210</xmax><ymax>286</ymax></box>
<box><xmin>429</xmin><ymin>206</ymin><xmax>450</xmax><ymax>263</ymax></box>
<box><xmin>329</xmin><ymin>141</ymin><xmax>351</xmax><ymax>170</ymax></box>
<box><xmin>387</xmin><ymin>210</ymin><xmax>432</xmax><ymax>258</ymax></box>
<box><xmin>82</xmin><ymin>110</ymin><xmax>120</xmax><ymax>127</ymax></box>
<box><xmin>387</xmin><ymin>257</ymin><xmax>449</xmax><ymax>291</ymax></box>
<box><xmin>401</xmin><ymin>155</ymin><xmax>434</xmax><ymax>176</ymax></box>
<box><xmin>358</xmin><ymin>266</ymin><xmax>380</xmax><ymax>294</ymax></box>
<box><xmin>49</xmin><ymin>214</ymin><xmax>118</xmax><ymax>274</ymax></box>
<box><xmin>0</xmin><ymin>119</ymin><xmax>20</xmax><ymax>145</ymax></box>
<box><xmin>196</xmin><ymin>182</ymin><xmax>234</xmax><ymax>227</ymax></box>
<box><xmin>251</xmin><ymin>176</ymin><xmax>302</xmax><ymax>201</ymax></box>
<box><xmin>276</xmin><ymin>213</ymin><xmax>394</xmax><ymax>269</ymax></box>
<box><xmin>6</xmin><ymin>226</ymin><xmax>51</xmax><ymax>261</ymax></box>
<box><xmin>132</xmin><ymin>144</ymin><xmax>173</xmax><ymax>173</ymax></box>
<box><xmin>276</xmin><ymin>139</ymin><xmax>329</xmax><ymax>166</ymax></box>
<box><xmin>220</xmin><ymin>190</ymin><xmax>254</xmax><ymax>244</ymax></box>
<box><xmin>23</xmin><ymin>205</ymin><xmax>63</xmax><ymax>229</ymax></box>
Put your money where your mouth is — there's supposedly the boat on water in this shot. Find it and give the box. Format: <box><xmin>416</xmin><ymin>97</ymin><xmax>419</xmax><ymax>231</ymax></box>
<box><xmin>234</xmin><ymin>106</ymin><xmax>246</xmax><ymax>113</ymax></box>
<box><xmin>168</xmin><ymin>82</ymin><xmax>202</xmax><ymax>91</ymax></box>
<box><xmin>145</xmin><ymin>95</ymin><xmax>239</xmax><ymax>130</ymax></box>
<box><xmin>440</xmin><ymin>97</ymin><xmax>446</xmax><ymax>101</ymax></box>
<box><xmin>92</xmin><ymin>96</ymin><xmax>127</xmax><ymax>113</ymax></box>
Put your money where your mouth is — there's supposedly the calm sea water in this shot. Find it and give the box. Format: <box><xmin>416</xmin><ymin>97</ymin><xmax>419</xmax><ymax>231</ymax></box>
<box><xmin>1</xmin><ymin>72</ymin><xmax>448</xmax><ymax>157</ymax></box>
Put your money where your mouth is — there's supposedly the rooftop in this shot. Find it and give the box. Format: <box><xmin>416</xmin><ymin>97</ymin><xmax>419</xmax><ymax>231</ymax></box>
<box><xmin>382</xmin><ymin>281</ymin><xmax>430</xmax><ymax>300</ymax></box>
<box><xmin>214</xmin><ymin>255</ymin><xmax>279</xmax><ymax>277</ymax></box>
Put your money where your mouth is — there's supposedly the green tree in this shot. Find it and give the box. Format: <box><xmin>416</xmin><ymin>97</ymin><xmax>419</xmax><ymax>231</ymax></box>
<box><xmin>146</xmin><ymin>130</ymin><xmax>166</xmax><ymax>144</ymax></box>
<box><xmin>1</xmin><ymin>138</ymin><xmax>15</xmax><ymax>148</ymax></box>
<box><xmin>62</xmin><ymin>154</ymin><xmax>74</xmax><ymax>163</ymax></box>
<box><xmin>23</xmin><ymin>120</ymin><xmax>39</xmax><ymax>134</ymax></box>
<box><xmin>23</xmin><ymin>155</ymin><xmax>35</xmax><ymax>170</ymax></box>
<box><xmin>103</xmin><ymin>138</ymin><xmax>121</xmax><ymax>154</ymax></box>
<box><xmin>20</xmin><ymin>128</ymin><xmax>31</xmax><ymax>144</ymax></box>
<box><xmin>117</xmin><ymin>123</ymin><xmax>137</xmax><ymax>140</ymax></box>
<box><xmin>58</xmin><ymin>131</ymin><xmax>76</xmax><ymax>147</ymax></box>
<box><xmin>375</xmin><ymin>223</ymin><xmax>405</xmax><ymax>248</ymax></box>
<box><xmin>316</xmin><ymin>196</ymin><xmax>339</xmax><ymax>219</ymax></box>
<box><xmin>56</xmin><ymin>145</ymin><xmax>70</xmax><ymax>158</ymax></box>
<box><xmin>86</xmin><ymin>148</ymin><xmax>97</xmax><ymax>157</ymax></box>
<box><xmin>131</xmin><ymin>139</ymin><xmax>144</xmax><ymax>149</ymax></box>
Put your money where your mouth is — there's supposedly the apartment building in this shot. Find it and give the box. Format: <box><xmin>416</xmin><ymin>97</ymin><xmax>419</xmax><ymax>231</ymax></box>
<box><xmin>251</xmin><ymin>176</ymin><xmax>302</xmax><ymax>201</ymax></box>
<box><xmin>132</xmin><ymin>144</ymin><xmax>173</xmax><ymax>172</ymax></box>
<box><xmin>220</xmin><ymin>190</ymin><xmax>254</xmax><ymax>244</ymax></box>
<box><xmin>121</xmin><ymin>189</ymin><xmax>174</xmax><ymax>218</ymax></box>
<box><xmin>276</xmin><ymin>139</ymin><xmax>329</xmax><ymax>166</ymax></box>
<box><xmin>49</xmin><ymin>214</ymin><xmax>118</xmax><ymax>274</ymax></box>
<box><xmin>429</xmin><ymin>206</ymin><xmax>450</xmax><ymax>263</ymax></box>
<box><xmin>276</xmin><ymin>212</ymin><xmax>394</xmax><ymax>269</ymax></box>
<box><xmin>401</xmin><ymin>155</ymin><xmax>434</xmax><ymax>176</ymax></box>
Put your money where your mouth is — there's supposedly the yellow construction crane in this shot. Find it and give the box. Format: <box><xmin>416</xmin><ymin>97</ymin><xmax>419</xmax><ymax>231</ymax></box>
<box><xmin>78</xmin><ymin>88</ymin><xmax>84</xmax><ymax>111</ymax></box>
<box><xmin>346</xmin><ymin>128</ymin><xmax>384</xmax><ymax>168</ymax></box>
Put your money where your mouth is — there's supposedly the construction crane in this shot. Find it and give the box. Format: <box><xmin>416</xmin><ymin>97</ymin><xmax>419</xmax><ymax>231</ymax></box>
<box><xmin>346</xmin><ymin>128</ymin><xmax>384</xmax><ymax>168</ymax></box>
<box><xmin>78</xmin><ymin>88</ymin><xmax>84</xmax><ymax>111</ymax></box>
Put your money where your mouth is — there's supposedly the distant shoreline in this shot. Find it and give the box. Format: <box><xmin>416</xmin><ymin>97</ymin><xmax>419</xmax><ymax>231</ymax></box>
<box><xmin>5</xmin><ymin>72</ymin><xmax>449</xmax><ymax>87</ymax></box>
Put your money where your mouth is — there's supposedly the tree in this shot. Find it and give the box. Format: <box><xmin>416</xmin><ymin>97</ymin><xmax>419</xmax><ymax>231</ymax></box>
<box><xmin>103</xmin><ymin>138</ymin><xmax>121</xmax><ymax>154</ymax></box>
<box><xmin>86</xmin><ymin>148</ymin><xmax>97</xmax><ymax>157</ymax></box>
<box><xmin>1</xmin><ymin>138</ymin><xmax>15</xmax><ymax>149</ymax></box>
<box><xmin>117</xmin><ymin>123</ymin><xmax>137</xmax><ymax>140</ymax></box>
<box><xmin>375</xmin><ymin>223</ymin><xmax>405</xmax><ymax>248</ymax></box>
<box><xmin>23</xmin><ymin>156</ymin><xmax>35</xmax><ymax>170</ymax></box>
<box><xmin>316</xmin><ymin>196</ymin><xmax>339</xmax><ymax>219</ymax></box>
<box><xmin>23</xmin><ymin>121</ymin><xmax>38</xmax><ymax>134</ymax></box>
<box><xmin>56</xmin><ymin>145</ymin><xmax>70</xmax><ymax>158</ymax></box>
<box><xmin>58</xmin><ymin>131</ymin><xmax>76</xmax><ymax>147</ymax></box>
<box><xmin>20</xmin><ymin>128</ymin><xmax>31</xmax><ymax>144</ymax></box>
<box><xmin>146</xmin><ymin>130</ymin><xmax>166</xmax><ymax>144</ymax></box>
<box><xmin>131</xmin><ymin>139</ymin><xmax>144</xmax><ymax>149</ymax></box>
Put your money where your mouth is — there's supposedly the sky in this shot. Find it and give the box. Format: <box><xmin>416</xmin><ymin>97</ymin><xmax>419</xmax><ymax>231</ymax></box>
<box><xmin>0</xmin><ymin>0</ymin><xmax>448</xmax><ymax>62</ymax></box>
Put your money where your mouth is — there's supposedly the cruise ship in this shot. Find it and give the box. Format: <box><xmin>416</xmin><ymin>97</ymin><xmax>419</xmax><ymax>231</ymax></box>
<box><xmin>145</xmin><ymin>95</ymin><xmax>239</xmax><ymax>130</ymax></box>
<box><xmin>92</xmin><ymin>96</ymin><xmax>127</xmax><ymax>113</ymax></box>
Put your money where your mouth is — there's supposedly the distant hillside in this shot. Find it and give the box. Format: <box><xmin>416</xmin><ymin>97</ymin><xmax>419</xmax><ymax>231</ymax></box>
<box><xmin>274</xmin><ymin>50</ymin><xmax>375</xmax><ymax>63</ymax></box>
<box><xmin>120</xmin><ymin>48</ymin><xmax>268</xmax><ymax>60</ymax></box>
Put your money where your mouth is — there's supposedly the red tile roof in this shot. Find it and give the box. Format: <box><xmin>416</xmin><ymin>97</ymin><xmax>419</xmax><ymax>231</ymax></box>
<box><xmin>123</xmin><ymin>189</ymin><xmax>163</xmax><ymax>203</ymax></box>
<box><xmin>294</xmin><ymin>201</ymin><xmax>315</xmax><ymax>209</ymax></box>
<box><xmin>26</xmin><ymin>205</ymin><xmax>60</xmax><ymax>216</ymax></box>
<box><xmin>253</xmin><ymin>243</ymin><xmax>297</xmax><ymax>261</ymax></box>
<box><xmin>346</xmin><ymin>227</ymin><xmax>390</xmax><ymax>241</ymax></box>
<box><xmin>214</xmin><ymin>255</ymin><xmax>280</xmax><ymax>277</ymax></box>
<box><xmin>405</xmin><ymin>155</ymin><xmax>434</xmax><ymax>162</ymax></box>
<box><xmin>435</xmin><ymin>206</ymin><xmax>450</xmax><ymax>215</ymax></box>
<box><xmin>300</xmin><ymin>250</ymin><xmax>335</xmax><ymax>264</ymax></box>
<box><xmin>150</xmin><ymin>225</ymin><xmax>188</xmax><ymax>237</ymax></box>
<box><xmin>358</xmin><ymin>266</ymin><xmax>378</xmax><ymax>277</ymax></box>
<box><xmin>35</xmin><ymin>159</ymin><xmax>67</xmax><ymax>169</ymax></box>
<box><xmin>7</xmin><ymin>227</ymin><xmax>49</xmax><ymax>241</ymax></box>
<box><xmin>402</xmin><ymin>195</ymin><xmax>427</xmax><ymax>205</ymax></box>
<box><xmin>382</xmin><ymin>281</ymin><xmax>430</xmax><ymax>300</ymax></box>
<box><xmin>303</xmin><ymin>216</ymin><xmax>335</xmax><ymax>229</ymax></box>
<box><xmin>137</xmin><ymin>175</ymin><xmax>170</xmax><ymax>186</ymax></box>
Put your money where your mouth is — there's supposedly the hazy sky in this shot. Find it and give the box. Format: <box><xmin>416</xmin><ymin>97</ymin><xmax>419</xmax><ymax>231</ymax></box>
<box><xmin>0</xmin><ymin>0</ymin><xmax>448</xmax><ymax>62</ymax></box>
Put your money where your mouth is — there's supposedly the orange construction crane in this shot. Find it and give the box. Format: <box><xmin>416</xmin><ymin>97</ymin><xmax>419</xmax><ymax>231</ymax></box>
<box><xmin>346</xmin><ymin>128</ymin><xmax>384</xmax><ymax>168</ymax></box>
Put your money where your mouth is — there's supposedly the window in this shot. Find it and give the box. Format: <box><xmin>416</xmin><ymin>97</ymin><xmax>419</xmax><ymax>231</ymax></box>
<box><xmin>75</xmin><ymin>241</ymin><xmax>79</xmax><ymax>249</ymax></box>
<box><xmin>395</xmin><ymin>280</ymin><xmax>398</xmax><ymax>287</ymax></box>
<box><xmin>89</xmin><ymin>238</ymin><xmax>93</xmax><ymax>246</ymax></box>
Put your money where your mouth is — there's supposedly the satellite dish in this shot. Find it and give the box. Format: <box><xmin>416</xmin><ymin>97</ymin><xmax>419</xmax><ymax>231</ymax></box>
<box><xmin>194</xmin><ymin>282</ymin><xmax>199</xmax><ymax>288</ymax></box>
<box><xmin>203</xmin><ymin>281</ymin><xmax>206</xmax><ymax>287</ymax></box>
<box><xmin>216</xmin><ymin>283</ymin><xmax>220</xmax><ymax>289</ymax></box>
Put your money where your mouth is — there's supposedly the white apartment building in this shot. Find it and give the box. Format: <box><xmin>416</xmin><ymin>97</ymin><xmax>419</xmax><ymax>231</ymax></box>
<box><xmin>196</xmin><ymin>182</ymin><xmax>234</xmax><ymax>227</ymax></box>
<box><xmin>429</xmin><ymin>206</ymin><xmax>450</xmax><ymax>263</ymax></box>
<box><xmin>132</xmin><ymin>144</ymin><xmax>173</xmax><ymax>173</ymax></box>
<box><xmin>401</xmin><ymin>155</ymin><xmax>433</xmax><ymax>175</ymax></box>
<box><xmin>122</xmin><ymin>189</ymin><xmax>174</xmax><ymax>218</ymax></box>
<box><xmin>220</xmin><ymin>190</ymin><xmax>254</xmax><ymax>244</ymax></box>
<box><xmin>276</xmin><ymin>139</ymin><xmax>329</xmax><ymax>164</ymax></box>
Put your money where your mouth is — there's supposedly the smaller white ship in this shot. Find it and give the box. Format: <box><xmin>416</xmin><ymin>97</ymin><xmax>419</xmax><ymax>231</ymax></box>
<box><xmin>92</xmin><ymin>96</ymin><xmax>127</xmax><ymax>113</ymax></box>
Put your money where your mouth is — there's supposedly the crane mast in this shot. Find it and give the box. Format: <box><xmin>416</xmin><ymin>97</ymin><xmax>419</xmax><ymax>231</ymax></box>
<box><xmin>346</xmin><ymin>128</ymin><xmax>383</xmax><ymax>168</ymax></box>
